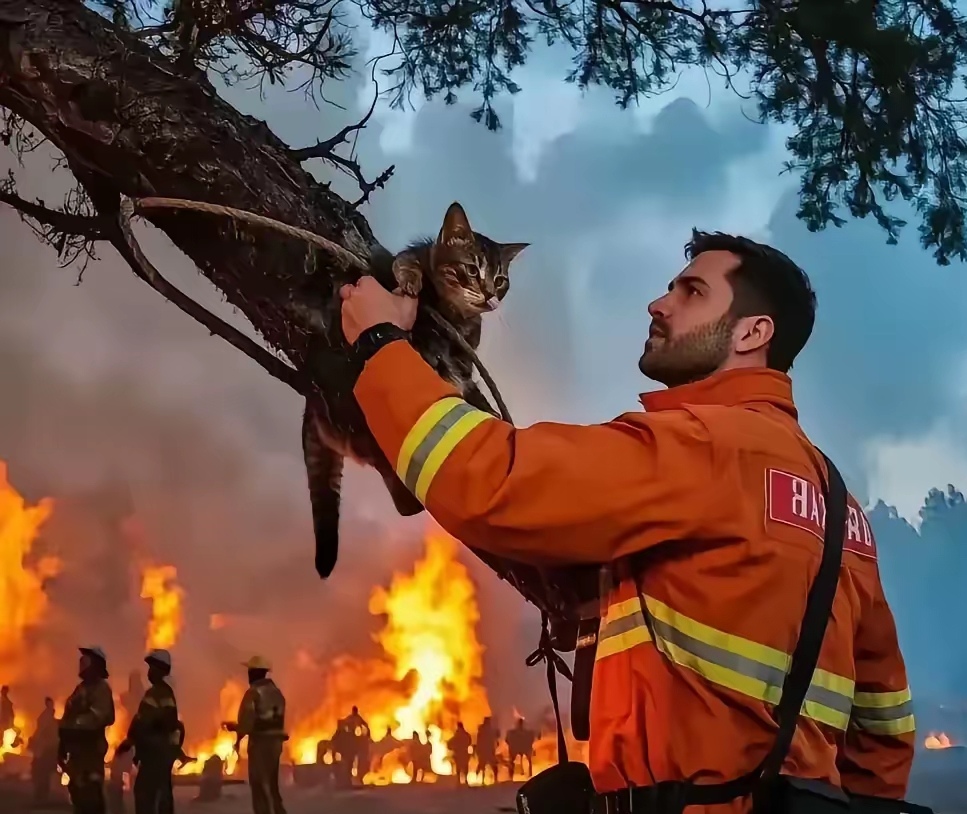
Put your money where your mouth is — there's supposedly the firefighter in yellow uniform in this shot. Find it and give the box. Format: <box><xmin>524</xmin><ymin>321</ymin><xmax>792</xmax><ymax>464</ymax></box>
<box><xmin>59</xmin><ymin>646</ymin><xmax>116</xmax><ymax>814</ymax></box>
<box><xmin>117</xmin><ymin>649</ymin><xmax>185</xmax><ymax>814</ymax></box>
<box><xmin>224</xmin><ymin>656</ymin><xmax>287</xmax><ymax>814</ymax></box>
<box><xmin>30</xmin><ymin>697</ymin><xmax>60</xmax><ymax>805</ymax></box>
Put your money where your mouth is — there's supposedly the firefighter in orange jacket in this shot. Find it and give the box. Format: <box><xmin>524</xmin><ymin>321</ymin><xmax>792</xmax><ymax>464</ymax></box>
<box><xmin>337</xmin><ymin>230</ymin><xmax>915</xmax><ymax>812</ymax></box>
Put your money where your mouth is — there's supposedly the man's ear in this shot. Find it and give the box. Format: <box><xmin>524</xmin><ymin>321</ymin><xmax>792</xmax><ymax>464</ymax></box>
<box><xmin>733</xmin><ymin>314</ymin><xmax>774</xmax><ymax>355</ymax></box>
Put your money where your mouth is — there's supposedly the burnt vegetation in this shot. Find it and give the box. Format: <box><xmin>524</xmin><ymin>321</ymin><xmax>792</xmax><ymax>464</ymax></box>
<box><xmin>0</xmin><ymin>0</ymin><xmax>965</xmax><ymax>395</ymax></box>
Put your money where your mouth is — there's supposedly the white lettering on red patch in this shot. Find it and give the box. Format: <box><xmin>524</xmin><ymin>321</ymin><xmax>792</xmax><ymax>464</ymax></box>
<box><xmin>766</xmin><ymin>469</ymin><xmax>877</xmax><ymax>559</ymax></box>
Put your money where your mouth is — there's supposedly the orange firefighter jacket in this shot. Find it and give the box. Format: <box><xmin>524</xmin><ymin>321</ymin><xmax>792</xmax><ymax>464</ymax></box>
<box><xmin>354</xmin><ymin>341</ymin><xmax>915</xmax><ymax>809</ymax></box>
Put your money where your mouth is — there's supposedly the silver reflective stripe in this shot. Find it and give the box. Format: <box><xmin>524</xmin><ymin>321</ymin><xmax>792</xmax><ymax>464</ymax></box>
<box><xmin>853</xmin><ymin>700</ymin><xmax>915</xmax><ymax>721</ymax></box>
<box><xmin>402</xmin><ymin>401</ymin><xmax>476</xmax><ymax>493</ymax></box>
<box><xmin>651</xmin><ymin>617</ymin><xmax>854</xmax><ymax>719</ymax></box>
<box><xmin>599</xmin><ymin>610</ymin><xmax>647</xmax><ymax>642</ymax></box>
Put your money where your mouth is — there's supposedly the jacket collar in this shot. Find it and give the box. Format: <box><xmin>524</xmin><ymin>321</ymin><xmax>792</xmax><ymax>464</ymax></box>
<box><xmin>639</xmin><ymin>367</ymin><xmax>798</xmax><ymax>420</ymax></box>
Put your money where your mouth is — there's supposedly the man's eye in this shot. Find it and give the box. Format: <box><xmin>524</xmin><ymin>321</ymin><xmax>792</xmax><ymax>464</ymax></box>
<box><xmin>688</xmin><ymin>285</ymin><xmax>702</xmax><ymax>296</ymax></box>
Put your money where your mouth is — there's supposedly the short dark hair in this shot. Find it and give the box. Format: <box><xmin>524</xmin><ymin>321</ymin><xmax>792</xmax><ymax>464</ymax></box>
<box><xmin>685</xmin><ymin>230</ymin><xmax>817</xmax><ymax>372</ymax></box>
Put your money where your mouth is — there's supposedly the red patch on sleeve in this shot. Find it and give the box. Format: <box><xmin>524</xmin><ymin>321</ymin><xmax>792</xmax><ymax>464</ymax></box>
<box><xmin>766</xmin><ymin>469</ymin><xmax>877</xmax><ymax>560</ymax></box>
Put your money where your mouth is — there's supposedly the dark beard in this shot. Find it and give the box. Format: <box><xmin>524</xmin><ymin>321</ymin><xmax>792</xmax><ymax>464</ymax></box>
<box><xmin>639</xmin><ymin>313</ymin><xmax>734</xmax><ymax>387</ymax></box>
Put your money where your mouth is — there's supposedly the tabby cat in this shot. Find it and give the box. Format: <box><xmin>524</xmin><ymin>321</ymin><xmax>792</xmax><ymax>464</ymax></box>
<box><xmin>302</xmin><ymin>202</ymin><xmax>528</xmax><ymax>578</ymax></box>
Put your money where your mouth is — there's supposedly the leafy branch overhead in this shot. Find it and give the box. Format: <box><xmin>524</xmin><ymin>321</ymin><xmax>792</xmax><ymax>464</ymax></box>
<box><xmin>0</xmin><ymin>0</ymin><xmax>964</xmax><ymax>399</ymax></box>
<box><xmin>357</xmin><ymin>0</ymin><xmax>967</xmax><ymax>264</ymax></box>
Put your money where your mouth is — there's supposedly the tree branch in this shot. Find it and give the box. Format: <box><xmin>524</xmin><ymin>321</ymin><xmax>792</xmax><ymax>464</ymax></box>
<box><xmin>112</xmin><ymin>196</ymin><xmax>306</xmax><ymax>394</ymax></box>
<box><xmin>0</xmin><ymin>188</ymin><xmax>108</xmax><ymax>238</ymax></box>
<box><xmin>289</xmin><ymin>78</ymin><xmax>396</xmax><ymax>205</ymax></box>
<box><xmin>0</xmin><ymin>176</ymin><xmax>104</xmax><ymax>276</ymax></box>
<box><xmin>290</xmin><ymin>88</ymin><xmax>379</xmax><ymax>162</ymax></box>
<box><xmin>0</xmin><ymin>0</ymin><xmax>381</xmax><ymax>372</ymax></box>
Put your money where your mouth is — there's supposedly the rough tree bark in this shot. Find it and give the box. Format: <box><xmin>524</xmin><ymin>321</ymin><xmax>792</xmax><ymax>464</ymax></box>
<box><xmin>0</xmin><ymin>0</ymin><xmax>377</xmax><ymax>381</ymax></box>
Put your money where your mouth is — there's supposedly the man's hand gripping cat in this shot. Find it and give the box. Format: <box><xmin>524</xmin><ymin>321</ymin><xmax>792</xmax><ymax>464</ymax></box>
<box><xmin>340</xmin><ymin>276</ymin><xmax>418</xmax><ymax>345</ymax></box>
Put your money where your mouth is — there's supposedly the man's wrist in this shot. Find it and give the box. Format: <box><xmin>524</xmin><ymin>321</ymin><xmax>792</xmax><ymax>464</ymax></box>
<box><xmin>351</xmin><ymin>322</ymin><xmax>411</xmax><ymax>368</ymax></box>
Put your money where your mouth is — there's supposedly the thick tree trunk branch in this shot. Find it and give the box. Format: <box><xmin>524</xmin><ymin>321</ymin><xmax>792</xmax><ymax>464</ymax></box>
<box><xmin>0</xmin><ymin>0</ymin><xmax>379</xmax><ymax>373</ymax></box>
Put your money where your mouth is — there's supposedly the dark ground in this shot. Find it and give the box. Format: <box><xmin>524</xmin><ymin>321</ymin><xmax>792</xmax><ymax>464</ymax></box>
<box><xmin>1</xmin><ymin>752</ymin><xmax>962</xmax><ymax>814</ymax></box>
<box><xmin>0</xmin><ymin>778</ymin><xmax>521</xmax><ymax>814</ymax></box>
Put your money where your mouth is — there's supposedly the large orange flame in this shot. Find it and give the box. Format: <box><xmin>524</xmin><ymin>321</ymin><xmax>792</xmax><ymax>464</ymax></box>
<box><xmin>140</xmin><ymin>565</ymin><xmax>184</xmax><ymax>651</ymax></box>
<box><xmin>0</xmin><ymin>462</ymin><xmax>58</xmax><ymax>763</ymax></box>
<box><xmin>289</xmin><ymin>528</ymin><xmax>491</xmax><ymax>784</ymax></box>
<box><xmin>177</xmin><ymin>679</ymin><xmax>247</xmax><ymax>776</ymax></box>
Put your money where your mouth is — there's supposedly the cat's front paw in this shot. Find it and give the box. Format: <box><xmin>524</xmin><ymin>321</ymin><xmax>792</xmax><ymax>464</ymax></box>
<box><xmin>392</xmin><ymin>254</ymin><xmax>424</xmax><ymax>298</ymax></box>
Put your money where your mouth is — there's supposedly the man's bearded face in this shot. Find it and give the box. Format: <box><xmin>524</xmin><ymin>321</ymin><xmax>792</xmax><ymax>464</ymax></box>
<box><xmin>639</xmin><ymin>312</ymin><xmax>735</xmax><ymax>387</ymax></box>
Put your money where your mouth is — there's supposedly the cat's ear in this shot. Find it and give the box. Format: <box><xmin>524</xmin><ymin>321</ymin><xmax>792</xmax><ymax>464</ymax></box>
<box><xmin>437</xmin><ymin>202</ymin><xmax>474</xmax><ymax>246</ymax></box>
<box><xmin>499</xmin><ymin>243</ymin><xmax>529</xmax><ymax>266</ymax></box>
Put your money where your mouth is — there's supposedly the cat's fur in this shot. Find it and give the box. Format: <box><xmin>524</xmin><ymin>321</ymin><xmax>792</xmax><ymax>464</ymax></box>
<box><xmin>302</xmin><ymin>202</ymin><xmax>528</xmax><ymax>579</ymax></box>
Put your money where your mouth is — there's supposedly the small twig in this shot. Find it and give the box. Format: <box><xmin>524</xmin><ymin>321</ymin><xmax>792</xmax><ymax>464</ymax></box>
<box><xmin>114</xmin><ymin>196</ymin><xmax>305</xmax><ymax>394</ymax></box>
<box><xmin>290</xmin><ymin>89</ymin><xmax>381</xmax><ymax>162</ymax></box>
<box><xmin>129</xmin><ymin>195</ymin><xmax>512</xmax><ymax>421</ymax></box>
<box><xmin>289</xmin><ymin>70</ymin><xmax>396</xmax><ymax>207</ymax></box>
<box><xmin>0</xmin><ymin>189</ymin><xmax>108</xmax><ymax>238</ymax></box>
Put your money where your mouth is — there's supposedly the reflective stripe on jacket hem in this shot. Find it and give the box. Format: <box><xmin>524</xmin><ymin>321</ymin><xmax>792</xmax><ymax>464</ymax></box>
<box><xmin>851</xmin><ymin>689</ymin><xmax>916</xmax><ymax>736</ymax></box>
<box><xmin>396</xmin><ymin>397</ymin><xmax>495</xmax><ymax>502</ymax></box>
<box><xmin>595</xmin><ymin>592</ymin><xmax>855</xmax><ymax>730</ymax></box>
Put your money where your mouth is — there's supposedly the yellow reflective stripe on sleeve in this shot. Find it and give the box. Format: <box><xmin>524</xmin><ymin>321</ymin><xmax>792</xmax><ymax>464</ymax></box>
<box><xmin>594</xmin><ymin>591</ymin><xmax>855</xmax><ymax>731</ymax></box>
<box><xmin>396</xmin><ymin>398</ymin><xmax>495</xmax><ymax>503</ymax></box>
<box><xmin>852</xmin><ymin>715</ymin><xmax>916</xmax><ymax>736</ymax></box>
<box><xmin>397</xmin><ymin>397</ymin><xmax>464</xmax><ymax>480</ymax></box>
<box><xmin>854</xmin><ymin>688</ymin><xmax>912</xmax><ymax>708</ymax></box>
<box><xmin>852</xmin><ymin>688</ymin><xmax>915</xmax><ymax>736</ymax></box>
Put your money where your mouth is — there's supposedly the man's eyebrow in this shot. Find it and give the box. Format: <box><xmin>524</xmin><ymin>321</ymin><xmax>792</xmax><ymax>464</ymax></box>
<box><xmin>669</xmin><ymin>274</ymin><xmax>708</xmax><ymax>292</ymax></box>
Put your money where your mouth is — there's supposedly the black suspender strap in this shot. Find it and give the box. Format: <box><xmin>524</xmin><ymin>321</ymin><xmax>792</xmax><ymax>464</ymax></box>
<box><xmin>755</xmin><ymin>452</ymin><xmax>848</xmax><ymax>792</ymax></box>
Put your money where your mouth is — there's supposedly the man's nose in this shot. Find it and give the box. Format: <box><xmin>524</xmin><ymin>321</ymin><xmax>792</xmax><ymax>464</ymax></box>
<box><xmin>647</xmin><ymin>295</ymin><xmax>669</xmax><ymax>319</ymax></box>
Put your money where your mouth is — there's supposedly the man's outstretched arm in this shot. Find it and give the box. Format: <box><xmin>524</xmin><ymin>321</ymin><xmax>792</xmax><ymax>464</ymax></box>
<box><xmin>354</xmin><ymin>338</ymin><xmax>720</xmax><ymax>565</ymax></box>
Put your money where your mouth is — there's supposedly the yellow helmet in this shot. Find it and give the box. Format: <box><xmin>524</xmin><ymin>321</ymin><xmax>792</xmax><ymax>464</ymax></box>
<box><xmin>242</xmin><ymin>656</ymin><xmax>271</xmax><ymax>671</ymax></box>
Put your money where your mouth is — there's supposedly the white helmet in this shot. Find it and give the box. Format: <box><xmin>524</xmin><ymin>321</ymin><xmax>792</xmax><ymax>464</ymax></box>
<box><xmin>79</xmin><ymin>646</ymin><xmax>108</xmax><ymax>663</ymax></box>
<box><xmin>145</xmin><ymin>649</ymin><xmax>172</xmax><ymax>669</ymax></box>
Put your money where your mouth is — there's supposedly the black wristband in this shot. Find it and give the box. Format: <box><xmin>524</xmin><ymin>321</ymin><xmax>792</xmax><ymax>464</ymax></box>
<box><xmin>351</xmin><ymin>322</ymin><xmax>411</xmax><ymax>368</ymax></box>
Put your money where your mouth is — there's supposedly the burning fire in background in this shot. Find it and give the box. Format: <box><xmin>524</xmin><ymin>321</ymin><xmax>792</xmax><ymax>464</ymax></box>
<box><xmin>924</xmin><ymin>732</ymin><xmax>956</xmax><ymax>749</ymax></box>
<box><xmin>0</xmin><ymin>463</ymin><xmax>58</xmax><ymax>763</ymax></box>
<box><xmin>0</xmin><ymin>462</ymin><xmax>58</xmax><ymax>685</ymax></box>
<box><xmin>177</xmin><ymin>679</ymin><xmax>246</xmax><ymax>776</ymax></box>
<box><xmin>140</xmin><ymin>565</ymin><xmax>184</xmax><ymax>651</ymax></box>
<box><xmin>0</xmin><ymin>458</ymin><xmax>573</xmax><ymax>784</ymax></box>
<box><xmin>288</xmin><ymin>531</ymin><xmax>491</xmax><ymax>784</ymax></box>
